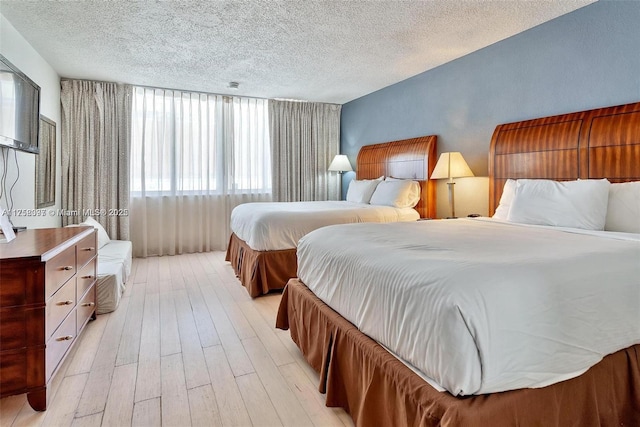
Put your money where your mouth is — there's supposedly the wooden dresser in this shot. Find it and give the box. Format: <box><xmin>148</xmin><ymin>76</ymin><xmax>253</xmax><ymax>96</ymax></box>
<box><xmin>0</xmin><ymin>227</ymin><xmax>97</xmax><ymax>411</ymax></box>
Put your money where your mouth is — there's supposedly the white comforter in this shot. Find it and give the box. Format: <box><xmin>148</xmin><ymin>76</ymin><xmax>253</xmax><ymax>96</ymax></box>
<box><xmin>297</xmin><ymin>219</ymin><xmax>640</xmax><ymax>395</ymax></box>
<box><xmin>230</xmin><ymin>201</ymin><xmax>419</xmax><ymax>250</ymax></box>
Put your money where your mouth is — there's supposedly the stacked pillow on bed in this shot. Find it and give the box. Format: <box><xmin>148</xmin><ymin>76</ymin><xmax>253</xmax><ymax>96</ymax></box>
<box><xmin>493</xmin><ymin>178</ymin><xmax>640</xmax><ymax>233</ymax></box>
<box><xmin>346</xmin><ymin>176</ymin><xmax>421</xmax><ymax>209</ymax></box>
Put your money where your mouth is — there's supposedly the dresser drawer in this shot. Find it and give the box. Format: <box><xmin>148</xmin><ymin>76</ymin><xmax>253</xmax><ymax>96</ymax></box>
<box><xmin>46</xmin><ymin>279</ymin><xmax>76</xmax><ymax>339</ymax></box>
<box><xmin>46</xmin><ymin>313</ymin><xmax>76</xmax><ymax>381</ymax></box>
<box><xmin>76</xmin><ymin>258</ymin><xmax>97</xmax><ymax>302</ymax></box>
<box><xmin>77</xmin><ymin>231</ymin><xmax>97</xmax><ymax>269</ymax></box>
<box><xmin>77</xmin><ymin>285</ymin><xmax>96</xmax><ymax>334</ymax></box>
<box><xmin>45</xmin><ymin>245</ymin><xmax>76</xmax><ymax>299</ymax></box>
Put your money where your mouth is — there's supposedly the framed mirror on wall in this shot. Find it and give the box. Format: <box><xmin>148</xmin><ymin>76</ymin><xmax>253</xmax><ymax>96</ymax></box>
<box><xmin>35</xmin><ymin>115</ymin><xmax>56</xmax><ymax>209</ymax></box>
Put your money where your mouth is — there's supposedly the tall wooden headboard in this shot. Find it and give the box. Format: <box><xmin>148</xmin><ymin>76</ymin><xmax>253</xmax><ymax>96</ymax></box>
<box><xmin>489</xmin><ymin>101</ymin><xmax>640</xmax><ymax>215</ymax></box>
<box><xmin>356</xmin><ymin>135</ymin><xmax>437</xmax><ymax>218</ymax></box>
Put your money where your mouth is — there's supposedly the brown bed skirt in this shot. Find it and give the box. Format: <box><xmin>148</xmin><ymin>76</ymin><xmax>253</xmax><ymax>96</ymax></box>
<box><xmin>225</xmin><ymin>233</ymin><xmax>298</xmax><ymax>297</ymax></box>
<box><xmin>276</xmin><ymin>279</ymin><xmax>640</xmax><ymax>427</ymax></box>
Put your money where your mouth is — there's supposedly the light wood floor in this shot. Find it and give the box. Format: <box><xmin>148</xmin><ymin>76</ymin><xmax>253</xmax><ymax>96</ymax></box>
<box><xmin>0</xmin><ymin>252</ymin><xmax>353</xmax><ymax>427</ymax></box>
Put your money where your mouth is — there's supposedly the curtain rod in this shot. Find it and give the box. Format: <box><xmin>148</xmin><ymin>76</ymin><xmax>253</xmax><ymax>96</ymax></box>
<box><xmin>61</xmin><ymin>77</ymin><xmax>266</xmax><ymax>101</ymax></box>
<box><xmin>60</xmin><ymin>77</ymin><xmax>340</xmax><ymax>106</ymax></box>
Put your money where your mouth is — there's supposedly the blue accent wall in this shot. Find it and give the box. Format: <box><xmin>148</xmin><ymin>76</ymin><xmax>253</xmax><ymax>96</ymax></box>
<box><xmin>340</xmin><ymin>0</ymin><xmax>640</xmax><ymax>201</ymax></box>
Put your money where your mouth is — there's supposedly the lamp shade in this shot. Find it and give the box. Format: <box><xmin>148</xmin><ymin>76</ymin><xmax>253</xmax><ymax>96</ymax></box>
<box><xmin>328</xmin><ymin>154</ymin><xmax>353</xmax><ymax>172</ymax></box>
<box><xmin>430</xmin><ymin>152</ymin><xmax>474</xmax><ymax>180</ymax></box>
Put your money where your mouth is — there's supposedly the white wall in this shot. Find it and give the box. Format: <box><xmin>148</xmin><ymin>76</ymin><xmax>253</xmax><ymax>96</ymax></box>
<box><xmin>0</xmin><ymin>13</ymin><xmax>61</xmax><ymax>228</ymax></box>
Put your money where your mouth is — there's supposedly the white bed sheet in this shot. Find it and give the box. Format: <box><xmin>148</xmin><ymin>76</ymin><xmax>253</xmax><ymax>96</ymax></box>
<box><xmin>230</xmin><ymin>200</ymin><xmax>419</xmax><ymax>250</ymax></box>
<box><xmin>297</xmin><ymin>219</ymin><xmax>640</xmax><ymax>396</ymax></box>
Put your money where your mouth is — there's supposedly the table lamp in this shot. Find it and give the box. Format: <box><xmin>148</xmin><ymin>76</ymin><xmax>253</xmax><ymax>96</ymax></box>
<box><xmin>328</xmin><ymin>155</ymin><xmax>353</xmax><ymax>173</ymax></box>
<box><xmin>328</xmin><ymin>155</ymin><xmax>353</xmax><ymax>200</ymax></box>
<box><xmin>430</xmin><ymin>152</ymin><xmax>474</xmax><ymax>218</ymax></box>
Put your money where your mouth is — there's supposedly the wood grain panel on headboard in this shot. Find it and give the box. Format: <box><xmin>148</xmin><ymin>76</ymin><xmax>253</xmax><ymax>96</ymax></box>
<box><xmin>356</xmin><ymin>135</ymin><xmax>437</xmax><ymax>218</ymax></box>
<box><xmin>489</xmin><ymin>101</ymin><xmax>640</xmax><ymax>215</ymax></box>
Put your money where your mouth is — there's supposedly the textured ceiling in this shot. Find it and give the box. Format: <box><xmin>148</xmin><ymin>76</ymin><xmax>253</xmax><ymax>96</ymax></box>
<box><xmin>1</xmin><ymin>0</ymin><xmax>595</xmax><ymax>104</ymax></box>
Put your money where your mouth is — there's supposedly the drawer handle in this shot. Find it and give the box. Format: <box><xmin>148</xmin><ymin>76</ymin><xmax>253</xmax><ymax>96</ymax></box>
<box><xmin>62</xmin><ymin>266</ymin><xmax>74</xmax><ymax>271</ymax></box>
<box><xmin>82</xmin><ymin>247</ymin><xmax>95</xmax><ymax>252</ymax></box>
<box><xmin>81</xmin><ymin>302</ymin><xmax>96</xmax><ymax>307</ymax></box>
<box><xmin>56</xmin><ymin>335</ymin><xmax>74</xmax><ymax>341</ymax></box>
<box><xmin>56</xmin><ymin>300</ymin><xmax>74</xmax><ymax>306</ymax></box>
<box><xmin>81</xmin><ymin>275</ymin><xmax>94</xmax><ymax>279</ymax></box>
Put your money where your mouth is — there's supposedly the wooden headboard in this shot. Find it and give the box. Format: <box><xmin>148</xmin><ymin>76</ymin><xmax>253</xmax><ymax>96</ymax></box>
<box><xmin>489</xmin><ymin>101</ymin><xmax>640</xmax><ymax>215</ymax></box>
<box><xmin>356</xmin><ymin>135</ymin><xmax>437</xmax><ymax>218</ymax></box>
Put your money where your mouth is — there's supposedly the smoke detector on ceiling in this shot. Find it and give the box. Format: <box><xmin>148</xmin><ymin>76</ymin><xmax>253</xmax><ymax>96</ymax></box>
<box><xmin>228</xmin><ymin>81</ymin><xmax>239</xmax><ymax>89</ymax></box>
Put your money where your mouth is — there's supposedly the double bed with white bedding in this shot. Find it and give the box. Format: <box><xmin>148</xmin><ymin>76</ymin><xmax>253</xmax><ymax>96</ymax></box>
<box><xmin>276</xmin><ymin>102</ymin><xmax>640</xmax><ymax>426</ymax></box>
<box><xmin>297</xmin><ymin>218</ymin><xmax>640</xmax><ymax>396</ymax></box>
<box><xmin>226</xmin><ymin>135</ymin><xmax>437</xmax><ymax>297</ymax></box>
<box><xmin>231</xmin><ymin>200</ymin><xmax>419</xmax><ymax>251</ymax></box>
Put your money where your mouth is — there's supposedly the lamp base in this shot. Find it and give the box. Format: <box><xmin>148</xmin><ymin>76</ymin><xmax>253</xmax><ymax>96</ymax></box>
<box><xmin>447</xmin><ymin>181</ymin><xmax>456</xmax><ymax>219</ymax></box>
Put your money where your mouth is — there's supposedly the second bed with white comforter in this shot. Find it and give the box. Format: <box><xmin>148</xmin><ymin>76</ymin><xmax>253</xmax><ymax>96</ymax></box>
<box><xmin>230</xmin><ymin>200</ymin><xmax>419</xmax><ymax>250</ymax></box>
<box><xmin>297</xmin><ymin>218</ymin><xmax>640</xmax><ymax>396</ymax></box>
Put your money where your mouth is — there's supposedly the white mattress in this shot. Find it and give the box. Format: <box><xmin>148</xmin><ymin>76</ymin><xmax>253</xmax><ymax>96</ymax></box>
<box><xmin>297</xmin><ymin>218</ymin><xmax>640</xmax><ymax>396</ymax></box>
<box><xmin>230</xmin><ymin>200</ymin><xmax>419</xmax><ymax>250</ymax></box>
<box><xmin>96</xmin><ymin>240</ymin><xmax>132</xmax><ymax>314</ymax></box>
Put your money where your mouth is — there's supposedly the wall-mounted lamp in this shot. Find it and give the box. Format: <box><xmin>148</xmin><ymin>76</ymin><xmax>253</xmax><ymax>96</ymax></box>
<box><xmin>430</xmin><ymin>152</ymin><xmax>474</xmax><ymax>218</ymax></box>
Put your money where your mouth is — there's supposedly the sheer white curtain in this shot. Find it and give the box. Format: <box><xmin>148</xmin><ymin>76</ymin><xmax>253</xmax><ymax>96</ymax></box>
<box><xmin>129</xmin><ymin>87</ymin><xmax>271</xmax><ymax>257</ymax></box>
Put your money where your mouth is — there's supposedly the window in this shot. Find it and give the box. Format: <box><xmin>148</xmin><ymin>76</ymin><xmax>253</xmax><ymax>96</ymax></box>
<box><xmin>130</xmin><ymin>87</ymin><xmax>271</xmax><ymax>196</ymax></box>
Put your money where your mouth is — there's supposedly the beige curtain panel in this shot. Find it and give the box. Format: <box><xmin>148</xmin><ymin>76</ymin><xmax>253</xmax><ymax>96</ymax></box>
<box><xmin>269</xmin><ymin>100</ymin><xmax>341</xmax><ymax>202</ymax></box>
<box><xmin>60</xmin><ymin>80</ymin><xmax>131</xmax><ymax>240</ymax></box>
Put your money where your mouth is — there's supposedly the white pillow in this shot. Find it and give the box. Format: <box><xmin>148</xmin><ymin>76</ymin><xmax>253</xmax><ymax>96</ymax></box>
<box><xmin>383</xmin><ymin>178</ymin><xmax>421</xmax><ymax>208</ymax></box>
<box><xmin>384</xmin><ymin>176</ymin><xmax>421</xmax><ymax>208</ymax></box>
<box><xmin>492</xmin><ymin>179</ymin><xmax>516</xmax><ymax>220</ymax></box>
<box><xmin>605</xmin><ymin>181</ymin><xmax>640</xmax><ymax>233</ymax></box>
<box><xmin>369</xmin><ymin>180</ymin><xmax>420</xmax><ymax>208</ymax></box>
<box><xmin>81</xmin><ymin>216</ymin><xmax>111</xmax><ymax>248</ymax></box>
<box><xmin>507</xmin><ymin>179</ymin><xmax>610</xmax><ymax>230</ymax></box>
<box><xmin>346</xmin><ymin>179</ymin><xmax>382</xmax><ymax>204</ymax></box>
